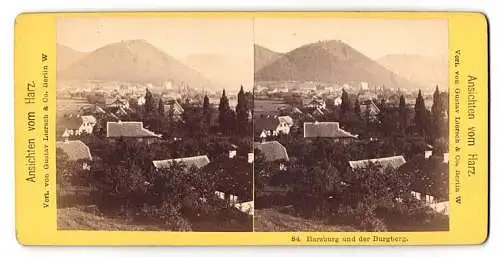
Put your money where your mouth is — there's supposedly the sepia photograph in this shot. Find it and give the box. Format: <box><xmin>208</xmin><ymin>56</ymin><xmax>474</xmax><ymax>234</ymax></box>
<box><xmin>55</xmin><ymin>17</ymin><xmax>254</xmax><ymax>231</ymax></box>
<box><xmin>253</xmin><ymin>18</ymin><xmax>450</xmax><ymax>232</ymax></box>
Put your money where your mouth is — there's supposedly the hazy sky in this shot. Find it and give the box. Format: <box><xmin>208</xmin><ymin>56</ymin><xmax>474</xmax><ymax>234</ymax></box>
<box><xmin>254</xmin><ymin>18</ymin><xmax>448</xmax><ymax>59</ymax></box>
<box><xmin>57</xmin><ymin>17</ymin><xmax>255</xmax><ymax>89</ymax></box>
<box><xmin>57</xmin><ymin>17</ymin><xmax>254</xmax><ymax>59</ymax></box>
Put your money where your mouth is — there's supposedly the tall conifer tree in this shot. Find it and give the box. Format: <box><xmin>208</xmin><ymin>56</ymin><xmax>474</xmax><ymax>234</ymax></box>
<box><xmin>399</xmin><ymin>95</ymin><xmax>407</xmax><ymax>135</ymax></box>
<box><xmin>218</xmin><ymin>89</ymin><xmax>230</xmax><ymax>134</ymax></box>
<box><xmin>144</xmin><ymin>88</ymin><xmax>154</xmax><ymax>113</ymax></box>
<box><xmin>236</xmin><ymin>86</ymin><xmax>249</xmax><ymax>135</ymax></box>
<box><xmin>414</xmin><ymin>89</ymin><xmax>426</xmax><ymax>136</ymax></box>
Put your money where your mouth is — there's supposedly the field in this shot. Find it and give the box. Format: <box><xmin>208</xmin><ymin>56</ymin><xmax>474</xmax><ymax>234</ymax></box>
<box><xmin>57</xmin><ymin>97</ymin><xmax>91</xmax><ymax>117</ymax></box>
<box><xmin>254</xmin><ymin>208</ymin><xmax>357</xmax><ymax>232</ymax></box>
<box><xmin>253</xmin><ymin>99</ymin><xmax>290</xmax><ymax>116</ymax></box>
<box><xmin>58</xmin><ymin>207</ymin><xmax>168</xmax><ymax>231</ymax></box>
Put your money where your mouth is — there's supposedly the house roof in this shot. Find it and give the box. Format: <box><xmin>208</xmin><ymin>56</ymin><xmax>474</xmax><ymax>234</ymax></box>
<box><xmin>303</xmin><ymin>98</ymin><xmax>325</xmax><ymax>106</ymax></box>
<box><xmin>349</xmin><ymin>155</ymin><xmax>406</xmax><ymax>171</ymax></box>
<box><xmin>291</xmin><ymin>107</ymin><xmax>303</xmax><ymax>114</ymax></box>
<box><xmin>106</xmin><ymin>98</ymin><xmax>128</xmax><ymax>106</ymax></box>
<box><xmin>254</xmin><ymin>116</ymin><xmax>280</xmax><ymax>132</ymax></box>
<box><xmin>56</xmin><ymin>140</ymin><xmax>92</xmax><ymax>161</ymax></box>
<box><xmin>152</xmin><ymin>155</ymin><xmax>210</xmax><ymax>170</ymax></box>
<box><xmin>312</xmin><ymin>108</ymin><xmax>325</xmax><ymax>116</ymax></box>
<box><xmin>254</xmin><ymin>141</ymin><xmax>289</xmax><ymax>162</ymax></box>
<box><xmin>81</xmin><ymin>115</ymin><xmax>96</xmax><ymax>124</ymax></box>
<box><xmin>106</xmin><ymin>121</ymin><xmax>160</xmax><ymax>138</ymax></box>
<box><xmin>303</xmin><ymin>122</ymin><xmax>357</xmax><ymax>138</ymax></box>
<box><xmin>278</xmin><ymin>116</ymin><xmax>294</xmax><ymax>126</ymax></box>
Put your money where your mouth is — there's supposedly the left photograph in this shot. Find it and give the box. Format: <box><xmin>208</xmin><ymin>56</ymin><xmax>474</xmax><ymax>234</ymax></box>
<box><xmin>55</xmin><ymin>17</ymin><xmax>254</xmax><ymax>231</ymax></box>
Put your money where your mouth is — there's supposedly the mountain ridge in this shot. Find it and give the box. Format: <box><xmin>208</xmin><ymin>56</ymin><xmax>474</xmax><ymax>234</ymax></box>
<box><xmin>254</xmin><ymin>44</ymin><xmax>283</xmax><ymax>72</ymax></box>
<box><xmin>255</xmin><ymin>40</ymin><xmax>419</xmax><ymax>89</ymax></box>
<box><xmin>58</xmin><ymin>39</ymin><xmax>212</xmax><ymax>89</ymax></box>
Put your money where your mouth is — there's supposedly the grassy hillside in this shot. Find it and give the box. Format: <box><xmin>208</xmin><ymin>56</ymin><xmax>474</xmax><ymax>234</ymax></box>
<box><xmin>255</xmin><ymin>40</ymin><xmax>417</xmax><ymax>89</ymax></box>
<box><xmin>254</xmin><ymin>208</ymin><xmax>357</xmax><ymax>232</ymax></box>
<box><xmin>57</xmin><ymin>207</ymin><xmax>169</xmax><ymax>231</ymax></box>
<box><xmin>254</xmin><ymin>44</ymin><xmax>283</xmax><ymax>72</ymax></box>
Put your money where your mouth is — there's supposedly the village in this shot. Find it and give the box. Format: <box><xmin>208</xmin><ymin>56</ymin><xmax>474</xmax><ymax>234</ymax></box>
<box><xmin>56</xmin><ymin>81</ymin><xmax>254</xmax><ymax>231</ymax></box>
<box><xmin>253</xmin><ymin>81</ymin><xmax>450</xmax><ymax>232</ymax></box>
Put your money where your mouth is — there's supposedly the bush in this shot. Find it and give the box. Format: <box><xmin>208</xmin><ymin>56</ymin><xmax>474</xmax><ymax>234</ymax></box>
<box><xmin>138</xmin><ymin>203</ymin><xmax>192</xmax><ymax>231</ymax></box>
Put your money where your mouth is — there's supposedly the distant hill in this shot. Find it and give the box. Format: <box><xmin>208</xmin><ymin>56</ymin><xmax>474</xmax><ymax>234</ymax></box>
<box><xmin>57</xmin><ymin>44</ymin><xmax>87</xmax><ymax>71</ymax></box>
<box><xmin>377</xmin><ymin>54</ymin><xmax>448</xmax><ymax>89</ymax></box>
<box><xmin>254</xmin><ymin>44</ymin><xmax>283</xmax><ymax>72</ymax></box>
<box><xmin>58</xmin><ymin>39</ymin><xmax>211</xmax><ymax>89</ymax></box>
<box><xmin>255</xmin><ymin>40</ymin><xmax>417</xmax><ymax>89</ymax></box>
<box><xmin>181</xmin><ymin>54</ymin><xmax>252</xmax><ymax>90</ymax></box>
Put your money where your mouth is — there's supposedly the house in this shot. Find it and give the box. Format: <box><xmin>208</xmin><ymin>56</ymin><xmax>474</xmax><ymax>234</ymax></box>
<box><xmin>360</xmin><ymin>100</ymin><xmax>380</xmax><ymax>121</ymax></box>
<box><xmin>235</xmin><ymin>201</ymin><xmax>254</xmax><ymax>215</ymax></box>
<box><xmin>254</xmin><ymin>141</ymin><xmax>289</xmax><ymax>171</ymax></box>
<box><xmin>56</xmin><ymin>140</ymin><xmax>92</xmax><ymax>170</ymax></box>
<box><xmin>247</xmin><ymin>152</ymin><xmax>254</xmax><ymax>164</ymax></box>
<box><xmin>228</xmin><ymin>144</ymin><xmax>238</xmax><ymax>159</ymax></box>
<box><xmin>79</xmin><ymin>115</ymin><xmax>97</xmax><ymax>134</ymax></box>
<box><xmin>278</xmin><ymin>116</ymin><xmax>293</xmax><ymax>127</ymax></box>
<box><xmin>106</xmin><ymin>121</ymin><xmax>161</xmax><ymax>143</ymax></box>
<box><xmin>303</xmin><ymin>98</ymin><xmax>326</xmax><ymax>109</ymax></box>
<box><xmin>152</xmin><ymin>155</ymin><xmax>210</xmax><ymax>171</ymax></box>
<box><xmin>61</xmin><ymin>115</ymin><xmax>97</xmax><ymax>139</ymax></box>
<box><xmin>429</xmin><ymin>201</ymin><xmax>449</xmax><ymax>215</ymax></box>
<box><xmin>254</xmin><ymin>116</ymin><xmax>291</xmax><ymax>141</ymax></box>
<box><xmin>106</xmin><ymin>98</ymin><xmax>129</xmax><ymax>109</ymax></box>
<box><xmin>60</xmin><ymin>115</ymin><xmax>82</xmax><ymax>139</ymax></box>
<box><xmin>311</xmin><ymin>108</ymin><xmax>325</xmax><ymax>120</ymax></box>
<box><xmin>348</xmin><ymin>155</ymin><xmax>407</xmax><ymax>172</ymax></box>
<box><xmin>165</xmin><ymin>99</ymin><xmax>184</xmax><ymax>121</ymax></box>
<box><xmin>214</xmin><ymin>192</ymin><xmax>254</xmax><ymax>215</ymax></box>
<box><xmin>303</xmin><ymin>122</ymin><xmax>358</xmax><ymax>140</ymax></box>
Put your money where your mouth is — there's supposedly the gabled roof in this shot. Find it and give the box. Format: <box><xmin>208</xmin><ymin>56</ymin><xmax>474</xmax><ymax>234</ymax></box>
<box><xmin>254</xmin><ymin>116</ymin><xmax>280</xmax><ymax>132</ymax></box>
<box><xmin>81</xmin><ymin>115</ymin><xmax>96</xmax><ymax>124</ymax></box>
<box><xmin>303</xmin><ymin>98</ymin><xmax>325</xmax><ymax>106</ymax></box>
<box><xmin>254</xmin><ymin>141</ymin><xmax>289</xmax><ymax>162</ymax></box>
<box><xmin>349</xmin><ymin>155</ymin><xmax>406</xmax><ymax>171</ymax></box>
<box><xmin>303</xmin><ymin>122</ymin><xmax>357</xmax><ymax>138</ymax></box>
<box><xmin>106</xmin><ymin>98</ymin><xmax>128</xmax><ymax>106</ymax></box>
<box><xmin>291</xmin><ymin>107</ymin><xmax>303</xmax><ymax>114</ymax></box>
<box><xmin>106</xmin><ymin>121</ymin><xmax>160</xmax><ymax>138</ymax></box>
<box><xmin>312</xmin><ymin>108</ymin><xmax>325</xmax><ymax>116</ymax></box>
<box><xmin>278</xmin><ymin>116</ymin><xmax>293</xmax><ymax>126</ymax></box>
<box><xmin>56</xmin><ymin>140</ymin><xmax>92</xmax><ymax>161</ymax></box>
<box><xmin>362</xmin><ymin>100</ymin><xmax>380</xmax><ymax>114</ymax></box>
<box><xmin>153</xmin><ymin>155</ymin><xmax>210</xmax><ymax>170</ymax></box>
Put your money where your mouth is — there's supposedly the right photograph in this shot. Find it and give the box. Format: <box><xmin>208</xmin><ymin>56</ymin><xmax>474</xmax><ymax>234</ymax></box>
<box><xmin>253</xmin><ymin>18</ymin><xmax>449</xmax><ymax>232</ymax></box>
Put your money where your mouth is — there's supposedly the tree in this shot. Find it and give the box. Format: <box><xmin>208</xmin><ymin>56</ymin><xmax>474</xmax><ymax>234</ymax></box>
<box><xmin>377</xmin><ymin>99</ymin><xmax>396</xmax><ymax>136</ymax></box>
<box><xmin>129</xmin><ymin>97</ymin><xmax>139</xmax><ymax>111</ymax></box>
<box><xmin>414</xmin><ymin>90</ymin><xmax>426</xmax><ymax>137</ymax></box>
<box><xmin>203</xmin><ymin>95</ymin><xmax>210</xmax><ymax>114</ymax></box>
<box><xmin>399</xmin><ymin>95</ymin><xmax>408</xmax><ymax>135</ymax></box>
<box><xmin>431</xmin><ymin>85</ymin><xmax>445</xmax><ymax>139</ymax></box>
<box><xmin>340</xmin><ymin>89</ymin><xmax>350</xmax><ymax>113</ymax></box>
<box><xmin>235</xmin><ymin>86</ymin><xmax>249</xmax><ymax>136</ymax></box>
<box><xmin>202</xmin><ymin>95</ymin><xmax>212</xmax><ymax>131</ymax></box>
<box><xmin>354</xmin><ymin>97</ymin><xmax>361</xmax><ymax>116</ymax></box>
<box><xmin>157</xmin><ymin>98</ymin><xmax>164</xmax><ymax>115</ymax></box>
<box><xmin>218</xmin><ymin>89</ymin><xmax>231</xmax><ymax>135</ymax></box>
<box><xmin>145</xmin><ymin>88</ymin><xmax>154</xmax><ymax>113</ymax></box>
